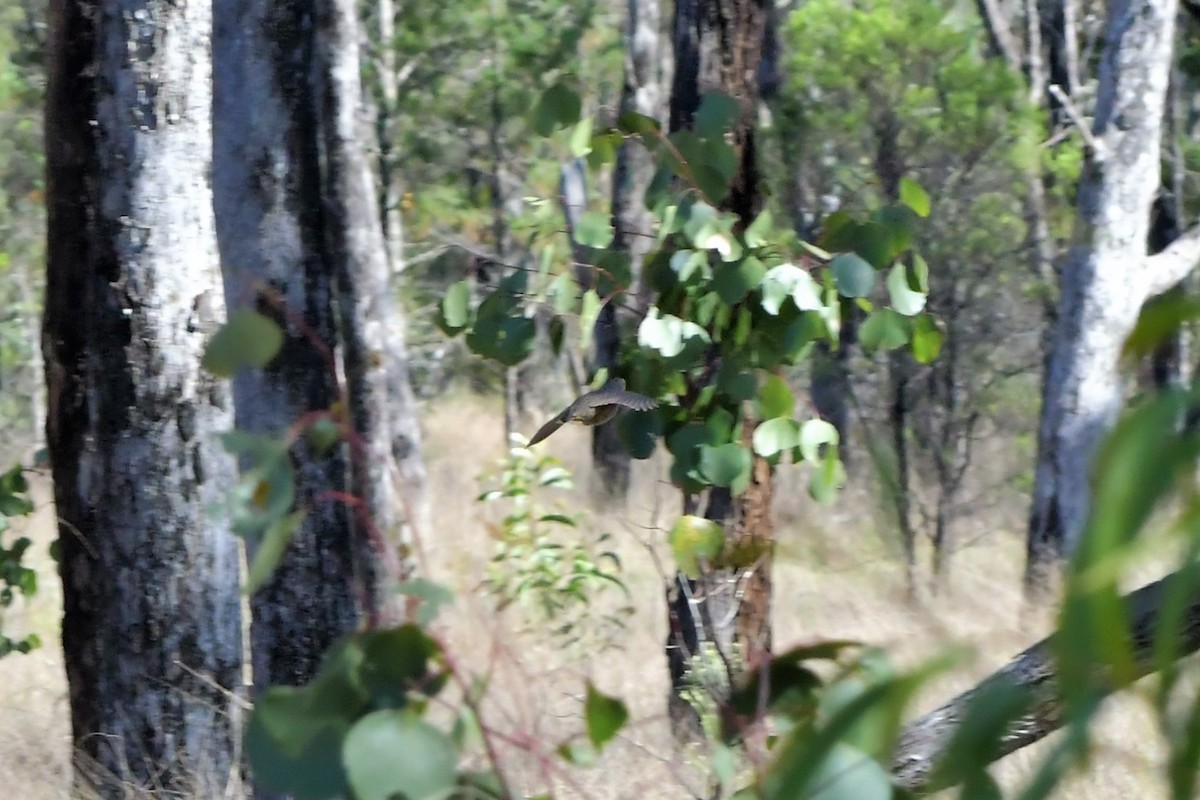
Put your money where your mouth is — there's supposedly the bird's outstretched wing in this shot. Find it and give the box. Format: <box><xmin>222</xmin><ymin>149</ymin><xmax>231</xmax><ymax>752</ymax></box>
<box><xmin>580</xmin><ymin>379</ymin><xmax>657</xmax><ymax>411</ymax></box>
<box><xmin>580</xmin><ymin>389</ymin><xmax>657</xmax><ymax>411</ymax></box>
<box><xmin>527</xmin><ymin>407</ymin><xmax>571</xmax><ymax>446</ymax></box>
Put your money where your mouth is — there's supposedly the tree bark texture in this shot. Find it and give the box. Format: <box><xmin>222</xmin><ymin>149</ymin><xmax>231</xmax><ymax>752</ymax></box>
<box><xmin>891</xmin><ymin>572</ymin><xmax>1200</xmax><ymax>794</ymax></box>
<box><xmin>44</xmin><ymin>0</ymin><xmax>243</xmax><ymax>793</ymax></box>
<box><xmin>667</xmin><ymin>0</ymin><xmax>772</xmax><ymax>715</ymax></box>
<box><xmin>1025</xmin><ymin>0</ymin><xmax>1200</xmax><ymax>589</ymax></box>
<box><xmin>213</xmin><ymin>0</ymin><xmax>358</xmax><ymax>704</ymax></box>
<box><xmin>595</xmin><ymin>0</ymin><xmax>672</xmax><ymax>503</ymax></box>
<box><xmin>316</xmin><ymin>0</ymin><xmax>429</xmax><ymax>622</ymax></box>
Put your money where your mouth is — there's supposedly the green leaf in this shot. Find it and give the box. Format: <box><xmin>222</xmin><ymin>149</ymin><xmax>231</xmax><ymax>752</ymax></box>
<box><xmin>713</xmin><ymin>257</ymin><xmax>766</xmax><ymax>305</ymax></box>
<box><xmin>799</xmin><ymin>419</ymin><xmax>838</xmax><ymax>464</ymax></box>
<box><xmin>637</xmin><ymin>309</ymin><xmax>711</xmax><ymax>360</ymax></box>
<box><xmin>202</xmin><ymin>310</ymin><xmax>284</xmax><ymax>377</ymax></box>
<box><xmin>858</xmin><ymin>309</ymin><xmax>910</xmax><ymax>354</ymax></box>
<box><xmin>853</xmin><ymin>221</ymin><xmax>899</xmax><ymax>268</ymax></box>
<box><xmin>305</xmin><ymin>417</ymin><xmax>340</xmax><ymax>456</ymax></box>
<box><xmin>619</xmin><ymin>407</ymin><xmax>664</xmax><ymax>460</ymax></box>
<box><xmin>557</xmin><ymin>740</ymin><xmax>597</xmax><ymax>767</ymax></box>
<box><xmin>466</xmin><ymin>299</ymin><xmax>536</xmax><ymax>367</ymax></box>
<box><xmin>745</xmin><ymin>209</ymin><xmax>773</xmax><ymax>248</ymax></box>
<box><xmin>717</xmin><ymin>364</ymin><xmax>757</xmax><ymax>402</ymax></box>
<box><xmin>568</xmin><ymin>117</ymin><xmax>593</xmax><ymax>157</ymax></box>
<box><xmin>617</xmin><ymin>111</ymin><xmax>661</xmax><ymax>138</ymax></box>
<box><xmin>886</xmin><ymin>262</ymin><xmax>927</xmax><ymax>316</ymax></box>
<box><xmin>695</xmin><ymin>92</ymin><xmax>741</xmax><ymax>138</ymax></box>
<box><xmin>441</xmin><ymin>280</ymin><xmax>472</xmax><ymax>332</ymax></box>
<box><xmin>899</xmin><ymin>177</ymin><xmax>931</xmax><ymax>218</ymax></box>
<box><xmin>670</xmin><ymin>249</ymin><xmax>709</xmax><ymax>282</ymax></box>
<box><xmin>929</xmin><ymin>679</ymin><xmax>1032</xmax><ymax>789</ymax></box>
<box><xmin>753</xmin><ymin>417</ymin><xmax>801</xmax><ymax>457</ymax></box>
<box><xmin>911</xmin><ymin>253</ymin><xmax>930</xmax><ymax>292</ymax></box>
<box><xmin>809</xmin><ymin>451</ymin><xmax>847</xmax><ymax>504</ymax></box>
<box><xmin>343</xmin><ymin>710</ymin><xmax>457</xmax><ymax>800</ymax></box>
<box><xmin>1122</xmin><ymin>291</ymin><xmax>1200</xmax><ymax>364</ymax></box>
<box><xmin>830</xmin><ymin>253</ymin><xmax>876</xmax><ymax>298</ymax></box>
<box><xmin>668</xmin><ymin>514</ymin><xmax>725</xmax><ymax>578</ymax></box>
<box><xmin>579</xmin><ymin>290</ymin><xmax>602</xmax><ymax>350</ymax></box>
<box><xmin>584</xmin><ymin>682</ymin><xmax>629</xmax><ymax>748</ymax></box>
<box><xmin>699</xmin><ymin>443</ymin><xmax>753</xmax><ymax>495</ymax></box>
<box><xmin>245</xmin><ymin>511</ymin><xmax>306</xmax><ymax>595</ymax></box>
<box><xmin>358</xmin><ymin>625</ymin><xmax>440</xmax><ymax>707</ymax></box>
<box><xmin>245</xmin><ymin>705</ymin><xmax>347</xmax><ymax>800</ymax></box>
<box><xmin>532</xmin><ymin>83</ymin><xmax>581</xmax><ymax>137</ymax></box>
<box><xmin>759</xmin><ymin>374</ymin><xmax>795</xmax><ymax>419</ymax></box>
<box><xmin>396</xmin><ymin>579</ymin><xmax>455</xmax><ymax>626</ymax></box>
<box><xmin>575</xmin><ymin>210</ymin><xmax>614</xmax><ymax>248</ymax></box>
<box><xmin>911</xmin><ymin>314</ymin><xmax>943</xmax><ymax>363</ymax></box>
<box><xmin>760</xmin><ymin>264</ymin><xmax>823</xmax><ymax>315</ymax></box>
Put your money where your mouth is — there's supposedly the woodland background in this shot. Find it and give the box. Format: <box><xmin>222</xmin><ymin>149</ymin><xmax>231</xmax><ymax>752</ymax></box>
<box><xmin>1</xmin><ymin>0</ymin><xmax>1200</xmax><ymax>798</ymax></box>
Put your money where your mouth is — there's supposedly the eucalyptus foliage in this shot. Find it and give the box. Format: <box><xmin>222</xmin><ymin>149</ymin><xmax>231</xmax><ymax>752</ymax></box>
<box><xmin>441</xmin><ymin>87</ymin><xmax>938</xmax><ymax>514</ymax></box>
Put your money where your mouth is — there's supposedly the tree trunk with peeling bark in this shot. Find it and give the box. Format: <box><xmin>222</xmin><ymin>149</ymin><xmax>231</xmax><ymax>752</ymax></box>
<box><xmin>44</xmin><ymin>0</ymin><xmax>243</xmax><ymax>793</ymax></box>
<box><xmin>212</xmin><ymin>0</ymin><xmax>358</xmax><ymax>722</ymax></box>
<box><xmin>1025</xmin><ymin>0</ymin><xmax>1200</xmax><ymax>592</ymax></box>
<box><xmin>666</xmin><ymin>0</ymin><xmax>772</xmax><ymax>737</ymax></box>
<box><xmin>317</xmin><ymin>0</ymin><xmax>429</xmax><ymax>622</ymax></box>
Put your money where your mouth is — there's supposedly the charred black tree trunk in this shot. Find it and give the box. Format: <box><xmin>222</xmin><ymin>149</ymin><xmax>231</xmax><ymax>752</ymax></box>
<box><xmin>213</xmin><ymin>0</ymin><xmax>358</xmax><ymax>726</ymax></box>
<box><xmin>44</xmin><ymin>0</ymin><xmax>243</xmax><ymax>793</ymax></box>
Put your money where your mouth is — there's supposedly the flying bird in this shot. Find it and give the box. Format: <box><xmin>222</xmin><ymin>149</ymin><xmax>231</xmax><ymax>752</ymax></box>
<box><xmin>527</xmin><ymin>378</ymin><xmax>656</xmax><ymax>446</ymax></box>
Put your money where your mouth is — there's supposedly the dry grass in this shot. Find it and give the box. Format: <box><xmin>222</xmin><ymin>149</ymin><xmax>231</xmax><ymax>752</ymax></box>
<box><xmin>0</xmin><ymin>391</ymin><xmax>1184</xmax><ymax>798</ymax></box>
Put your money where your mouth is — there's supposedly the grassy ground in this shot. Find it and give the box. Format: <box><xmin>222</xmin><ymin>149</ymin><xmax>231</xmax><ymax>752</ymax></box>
<box><xmin>0</xmin><ymin>392</ymin><xmax>1181</xmax><ymax>797</ymax></box>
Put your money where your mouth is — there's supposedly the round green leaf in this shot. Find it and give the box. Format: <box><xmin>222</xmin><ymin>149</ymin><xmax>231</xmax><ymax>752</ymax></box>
<box><xmin>809</xmin><ymin>451</ymin><xmax>847</xmax><ymax>505</ymax></box>
<box><xmin>668</xmin><ymin>514</ymin><xmax>725</xmax><ymax>578</ymax></box>
<box><xmin>343</xmin><ymin>711</ymin><xmax>457</xmax><ymax>800</ymax></box>
<box><xmin>245</xmin><ymin>511</ymin><xmax>306</xmax><ymax>595</ymax></box>
<box><xmin>699</xmin><ymin>443</ymin><xmax>752</xmax><ymax>495</ymax></box>
<box><xmin>568</xmin><ymin>117</ymin><xmax>593</xmax><ymax>157</ymax></box>
<box><xmin>695</xmin><ymin>92</ymin><xmax>741</xmax><ymax>139</ymax></box>
<box><xmin>759</xmin><ymin>374</ymin><xmax>795</xmax><ymax>419</ymax></box>
<box><xmin>306</xmin><ymin>417</ymin><xmax>341</xmax><ymax>456</ymax></box>
<box><xmin>745</xmin><ymin>209</ymin><xmax>774</xmax><ymax>248</ymax></box>
<box><xmin>532</xmin><ymin>83</ymin><xmax>581</xmax><ymax>137</ymax></box>
<box><xmin>575</xmin><ymin>210</ymin><xmax>614</xmax><ymax>248</ymax></box>
<box><xmin>804</xmin><ymin>743</ymin><xmax>892</xmax><ymax>800</ymax></box>
<box><xmin>799</xmin><ymin>419</ymin><xmax>839</xmax><ymax>464</ymax></box>
<box><xmin>830</xmin><ymin>253</ymin><xmax>876</xmax><ymax>299</ymax></box>
<box><xmin>885</xmin><ymin>262</ymin><xmax>926</xmax><ymax>316</ymax></box>
<box><xmin>202</xmin><ymin>309</ymin><xmax>284</xmax><ymax>377</ymax></box>
<box><xmin>358</xmin><ymin>625</ymin><xmax>440</xmax><ymax>707</ymax></box>
<box><xmin>245</xmin><ymin>707</ymin><xmax>347</xmax><ymax>800</ymax></box>
<box><xmin>912</xmin><ymin>314</ymin><xmax>944</xmax><ymax>364</ymax></box>
<box><xmin>619</xmin><ymin>407</ymin><xmax>664</xmax><ymax>460</ymax></box>
<box><xmin>899</xmin><ymin>176</ymin><xmax>931</xmax><ymax>218</ymax></box>
<box><xmin>637</xmin><ymin>309</ymin><xmax>711</xmax><ymax>360</ymax></box>
<box><xmin>585</xmin><ymin>682</ymin><xmax>629</xmax><ymax>748</ymax></box>
<box><xmin>858</xmin><ymin>309</ymin><xmax>909</xmax><ymax>354</ymax></box>
<box><xmin>759</xmin><ymin>263</ymin><xmax>824</xmax><ymax>315</ymax></box>
<box><xmin>440</xmin><ymin>280</ymin><xmax>472</xmax><ymax>331</ymax></box>
<box><xmin>753</xmin><ymin>417</ymin><xmax>801</xmax><ymax>457</ymax></box>
<box><xmin>713</xmin><ymin>256</ymin><xmax>766</xmax><ymax>305</ymax></box>
<box><xmin>578</xmin><ymin>290</ymin><xmax>602</xmax><ymax>349</ymax></box>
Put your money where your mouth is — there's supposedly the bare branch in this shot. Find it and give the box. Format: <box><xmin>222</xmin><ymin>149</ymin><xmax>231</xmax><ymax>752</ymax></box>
<box><xmin>1145</xmin><ymin>222</ymin><xmax>1200</xmax><ymax>298</ymax></box>
<box><xmin>974</xmin><ymin>0</ymin><xmax>1023</xmax><ymax>72</ymax></box>
<box><xmin>1047</xmin><ymin>84</ymin><xmax>1102</xmax><ymax>155</ymax></box>
<box><xmin>891</xmin><ymin>573</ymin><xmax>1200</xmax><ymax>794</ymax></box>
